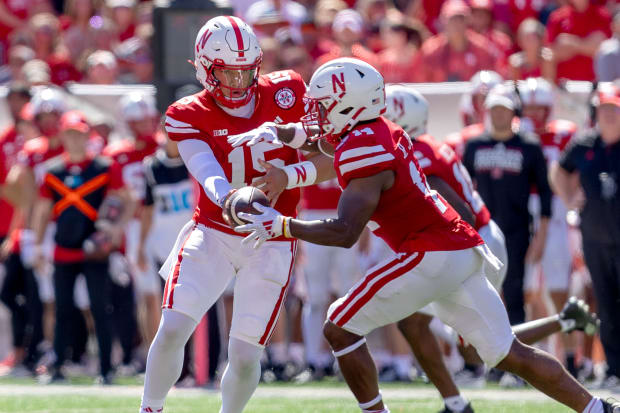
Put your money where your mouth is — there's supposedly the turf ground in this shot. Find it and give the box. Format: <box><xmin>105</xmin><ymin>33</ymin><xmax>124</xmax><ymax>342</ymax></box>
<box><xmin>1</xmin><ymin>377</ymin><xmax>606</xmax><ymax>413</ymax></box>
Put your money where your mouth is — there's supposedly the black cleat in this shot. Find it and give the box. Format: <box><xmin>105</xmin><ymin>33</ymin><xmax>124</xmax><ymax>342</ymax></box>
<box><xmin>603</xmin><ymin>399</ymin><xmax>620</xmax><ymax>413</ymax></box>
<box><xmin>439</xmin><ymin>403</ymin><xmax>474</xmax><ymax>413</ymax></box>
<box><xmin>560</xmin><ymin>296</ymin><xmax>600</xmax><ymax>335</ymax></box>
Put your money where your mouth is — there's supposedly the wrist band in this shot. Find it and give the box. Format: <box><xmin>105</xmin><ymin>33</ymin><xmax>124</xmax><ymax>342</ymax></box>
<box><xmin>282</xmin><ymin>217</ymin><xmax>292</xmax><ymax>238</ymax></box>
<box><xmin>283</xmin><ymin>161</ymin><xmax>317</xmax><ymax>189</ymax></box>
<box><xmin>286</xmin><ymin>122</ymin><xmax>308</xmax><ymax>149</ymax></box>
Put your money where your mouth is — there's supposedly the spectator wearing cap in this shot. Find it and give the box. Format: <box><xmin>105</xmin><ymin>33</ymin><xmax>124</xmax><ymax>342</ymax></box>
<box><xmin>551</xmin><ymin>84</ymin><xmax>620</xmax><ymax>389</ymax></box>
<box><xmin>246</xmin><ymin>0</ymin><xmax>307</xmax><ymax>40</ymax></box>
<box><xmin>0</xmin><ymin>45</ymin><xmax>35</xmax><ymax>83</ymax></box>
<box><xmin>377</xmin><ymin>17</ymin><xmax>426</xmax><ymax>83</ymax></box>
<box><xmin>463</xmin><ymin>84</ymin><xmax>552</xmax><ymax>325</ymax></box>
<box><xmin>546</xmin><ymin>0</ymin><xmax>612</xmax><ymax>81</ymax></box>
<box><xmin>419</xmin><ymin>0</ymin><xmax>498</xmax><ymax>82</ymax></box>
<box><xmin>21</xmin><ymin>59</ymin><xmax>51</xmax><ymax>86</ymax></box>
<box><xmin>107</xmin><ymin>0</ymin><xmax>136</xmax><ymax>42</ymax></box>
<box><xmin>33</xmin><ymin>110</ymin><xmax>134</xmax><ymax>384</ymax></box>
<box><xmin>469</xmin><ymin>0</ymin><xmax>512</xmax><ymax>58</ymax></box>
<box><xmin>28</xmin><ymin>13</ymin><xmax>82</xmax><ymax>85</ymax></box>
<box><xmin>315</xmin><ymin>9</ymin><xmax>378</xmax><ymax>68</ymax></box>
<box><xmin>85</xmin><ymin>50</ymin><xmax>118</xmax><ymax>84</ymax></box>
<box><xmin>508</xmin><ymin>18</ymin><xmax>555</xmax><ymax>81</ymax></box>
<box><xmin>115</xmin><ymin>35</ymin><xmax>152</xmax><ymax>84</ymax></box>
<box><xmin>595</xmin><ymin>11</ymin><xmax>620</xmax><ymax>82</ymax></box>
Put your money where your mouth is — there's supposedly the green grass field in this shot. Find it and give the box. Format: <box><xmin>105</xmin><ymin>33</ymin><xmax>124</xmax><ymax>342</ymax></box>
<box><xmin>0</xmin><ymin>377</ymin><xmax>579</xmax><ymax>413</ymax></box>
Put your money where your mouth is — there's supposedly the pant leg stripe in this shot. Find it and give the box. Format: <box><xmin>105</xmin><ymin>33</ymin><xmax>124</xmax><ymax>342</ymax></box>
<box><xmin>331</xmin><ymin>252</ymin><xmax>425</xmax><ymax>327</ymax></box>
<box><xmin>328</xmin><ymin>252</ymin><xmax>417</xmax><ymax>323</ymax></box>
<box><xmin>258</xmin><ymin>240</ymin><xmax>297</xmax><ymax>346</ymax></box>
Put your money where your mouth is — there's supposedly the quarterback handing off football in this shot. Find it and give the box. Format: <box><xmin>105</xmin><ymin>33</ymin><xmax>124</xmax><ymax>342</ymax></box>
<box><xmin>222</xmin><ymin>186</ymin><xmax>270</xmax><ymax>227</ymax></box>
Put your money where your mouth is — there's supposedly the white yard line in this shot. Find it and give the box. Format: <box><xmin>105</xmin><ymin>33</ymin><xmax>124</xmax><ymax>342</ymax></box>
<box><xmin>0</xmin><ymin>384</ymin><xmax>615</xmax><ymax>403</ymax></box>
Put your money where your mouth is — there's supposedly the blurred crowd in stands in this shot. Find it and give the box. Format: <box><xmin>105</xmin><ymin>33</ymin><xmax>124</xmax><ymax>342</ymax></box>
<box><xmin>0</xmin><ymin>0</ymin><xmax>618</xmax><ymax>87</ymax></box>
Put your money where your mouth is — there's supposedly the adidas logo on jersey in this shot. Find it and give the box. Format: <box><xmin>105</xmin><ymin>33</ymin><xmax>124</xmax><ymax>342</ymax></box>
<box><xmin>213</xmin><ymin>129</ymin><xmax>228</xmax><ymax>137</ymax></box>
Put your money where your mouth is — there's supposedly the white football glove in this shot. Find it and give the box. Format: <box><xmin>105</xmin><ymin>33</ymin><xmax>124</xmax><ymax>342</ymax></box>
<box><xmin>234</xmin><ymin>203</ymin><xmax>287</xmax><ymax>249</ymax></box>
<box><xmin>227</xmin><ymin>122</ymin><xmax>283</xmax><ymax>148</ymax></box>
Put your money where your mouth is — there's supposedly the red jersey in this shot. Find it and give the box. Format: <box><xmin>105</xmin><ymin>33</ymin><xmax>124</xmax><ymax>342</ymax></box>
<box><xmin>546</xmin><ymin>5</ymin><xmax>612</xmax><ymax>81</ymax></box>
<box><xmin>18</xmin><ymin>136</ymin><xmax>64</xmax><ymax>184</ymax></box>
<box><xmin>445</xmin><ymin>123</ymin><xmax>486</xmax><ymax>159</ymax></box>
<box><xmin>508</xmin><ymin>0</ymin><xmax>548</xmax><ymax>32</ymax></box>
<box><xmin>413</xmin><ymin>134</ymin><xmax>491</xmax><ymax>230</ymax></box>
<box><xmin>0</xmin><ymin>125</ymin><xmax>26</xmax><ymax>237</ymax></box>
<box><xmin>378</xmin><ymin>50</ymin><xmax>425</xmax><ymax>83</ymax></box>
<box><xmin>538</xmin><ymin>119</ymin><xmax>576</xmax><ymax>164</ymax></box>
<box><xmin>420</xmin><ymin>31</ymin><xmax>499</xmax><ymax>82</ymax></box>
<box><xmin>164</xmin><ymin>70</ymin><xmax>306</xmax><ymax>236</ymax></box>
<box><xmin>333</xmin><ymin>118</ymin><xmax>483</xmax><ymax>253</ymax></box>
<box><xmin>316</xmin><ymin>44</ymin><xmax>379</xmax><ymax>70</ymax></box>
<box><xmin>103</xmin><ymin>135</ymin><xmax>158</xmax><ymax>201</ymax></box>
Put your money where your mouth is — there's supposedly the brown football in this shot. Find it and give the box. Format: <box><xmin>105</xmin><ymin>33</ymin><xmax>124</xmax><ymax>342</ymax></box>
<box><xmin>223</xmin><ymin>186</ymin><xmax>270</xmax><ymax>227</ymax></box>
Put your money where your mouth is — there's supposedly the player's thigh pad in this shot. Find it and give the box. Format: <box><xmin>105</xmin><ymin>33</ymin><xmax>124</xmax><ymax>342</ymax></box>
<box><xmin>478</xmin><ymin>219</ymin><xmax>508</xmax><ymax>290</ymax></box>
<box><xmin>231</xmin><ymin>240</ymin><xmax>296</xmax><ymax>347</ymax></box>
<box><xmin>430</xmin><ymin>271</ymin><xmax>515</xmax><ymax>368</ymax></box>
<box><xmin>326</xmin><ymin>248</ymin><xmax>480</xmax><ymax>337</ymax></box>
<box><xmin>541</xmin><ymin>220</ymin><xmax>571</xmax><ymax>292</ymax></box>
<box><xmin>161</xmin><ymin>224</ymin><xmax>236</xmax><ymax>322</ymax></box>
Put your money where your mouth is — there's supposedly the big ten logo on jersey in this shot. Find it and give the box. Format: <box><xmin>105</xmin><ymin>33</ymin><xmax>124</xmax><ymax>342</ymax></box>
<box><xmin>153</xmin><ymin>182</ymin><xmax>193</xmax><ymax>214</ymax></box>
<box><xmin>122</xmin><ymin>162</ymin><xmax>146</xmax><ymax>200</ymax></box>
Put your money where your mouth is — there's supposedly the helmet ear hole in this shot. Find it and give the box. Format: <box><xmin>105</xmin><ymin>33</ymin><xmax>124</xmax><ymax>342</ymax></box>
<box><xmin>339</xmin><ymin>107</ymin><xmax>353</xmax><ymax>115</ymax></box>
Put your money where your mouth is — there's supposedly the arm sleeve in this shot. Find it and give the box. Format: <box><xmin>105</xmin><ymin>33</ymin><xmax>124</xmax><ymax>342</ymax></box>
<box><xmin>532</xmin><ymin>145</ymin><xmax>552</xmax><ymax>218</ymax></box>
<box><xmin>177</xmin><ymin>139</ymin><xmax>232</xmax><ymax>206</ymax></box>
<box><xmin>559</xmin><ymin>139</ymin><xmax>580</xmax><ymax>173</ymax></box>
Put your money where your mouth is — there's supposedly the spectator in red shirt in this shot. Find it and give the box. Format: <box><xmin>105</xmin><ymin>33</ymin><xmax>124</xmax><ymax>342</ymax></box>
<box><xmin>546</xmin><ymin>0</ymin><xmax>612</xmax><ymax>81</ymax></box>
<box><xmin>279</xmin><ymin>43</ymin><xmax>314</xmax><ymax>82</ymax></box>
<box><xmin>378</xmin><ymin>17</ymin><xmax>426</xmax><ymax>83</ymax></box>
<box><xmin>405</xmin><ymin>0</ymin><xmax>447</xmax><ymax>34</ymax></box>
<box><xmin>508</xmin><ymin>0</ymin><xmax>549</xmax><ymax>34</ymax></box>
<box><xmin>469</xmin><ymin>0</ymin><xmax>513</xmax><ymax>57</ymax></box>
<box><xmin>419</xmin><ymin>0</ymin><xmax>498</xmax><ymax>82</ymax></box>
<box><xmin>508</xmin><ymin>18</ymin><xmax>555</xmax><ymax>81</ymax></box>
<box><xmin>0</xmin><ymin>0</ymin><xmax>29</xmax><ymax>64</ymax></box>
<box><xmin>315</xmin><ymin>9</ymin><xmax>379</xmax><ymax>68</ymax></box>
<box><xmin>106</xmin><ymin>0</ymin><xmax>136</xmax><ymax>43</ymax></box>
<box><xmin>28</xmin><ymin>13</ymin><xmax>82</xmax><ymax>85</ymax></box>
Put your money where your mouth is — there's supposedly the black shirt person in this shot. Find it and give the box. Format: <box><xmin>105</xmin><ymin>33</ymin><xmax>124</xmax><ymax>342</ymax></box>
<box><xmin>551</xmin><ymin>84</ymin><xmax>620</xmax><ymax>387</ymax></box>
<box><xmin>31</xmin><ymin>111</ymin><xmax>134</xmax><ymax>383</ymax></box>
<box><xmin>463</xmin><ymin>85</ymin><xmax>552</xmax><ymax>325</ymax></box>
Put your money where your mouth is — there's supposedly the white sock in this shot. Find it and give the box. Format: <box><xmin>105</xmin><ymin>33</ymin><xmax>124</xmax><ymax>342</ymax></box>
<box><xmin>140</xmin><ymin>310</ymin><xmax>197</xmax><ymax>413</ymax></box>
<box><xmin>582</xmin><ymin>397</ymin><xmax>604</xmax><ymax>413</ymax></box>
<box><xmin>270</xmin><ymin>342</ymin><xmax>288</xmax><ymax>365</ymax></box>
<box><xmin>302</xmin><ymin>301</ymin><xmax>328</xmax><ymax>366</ymax></box>
<box><xmin>444</xmin><ymin>395</ymin><xmax>469</xmax><ymax>412</ymax></box>
<box><xmin>219</xmin><ymin>338</ymin><xmax>263</xmax><ymax>413</ymax></box>
<box><xmin>289</xmin><ymin>342</ymin><xmax>305</xmax><ymax>366</ymax></box>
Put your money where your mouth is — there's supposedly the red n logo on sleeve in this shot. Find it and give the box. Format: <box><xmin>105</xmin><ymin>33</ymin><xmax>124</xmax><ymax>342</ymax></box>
<box><xmin>332</xmin><ymin>73</ymin><xmax>346</xmax><ymax>94</ymax></box>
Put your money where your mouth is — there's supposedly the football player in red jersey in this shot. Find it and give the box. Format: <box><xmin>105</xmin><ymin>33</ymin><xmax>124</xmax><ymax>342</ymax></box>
<box><xmin>139</xmin><ymin>16</ymin><xmax>332</xmax><ymax>413</ymax></box>
<box><xmin>518</xmin><ymin>77</ymin><xmax>580</xmax><ymax>371</ymax></box>
<box><xmin>445</xmin><ymin>70</ymin><xmax>503</xmax><ymax>158</ymax></box>
<box><xmin>232</xmin><ymin>58</ymin><xmax>617</xmax><ymax>413</ymax></box>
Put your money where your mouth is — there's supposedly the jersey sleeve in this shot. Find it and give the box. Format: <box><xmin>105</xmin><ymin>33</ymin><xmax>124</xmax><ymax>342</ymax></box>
<box><xmin>39</xmin><ymin>174</ymin><xmax>53</xmax><ymax>199</ymax></box>
<box><xmin>334</xmin><ymin>136</ymin><xmax>396</xmax><ymax>185</ymax></box>
<box><xmin>263</xmin><ymin>70</ymin><xmax>308</xmax><ymax>122</ymax></box>
<box><xmin>164</xmin><ymin>96</ymin><xmax>208</xmax><ymax>142</ymax></box>
<box><xmin>107</xmin><ymin>161</ymin><xmax>125</xmax><ymax>191</ymax></box>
